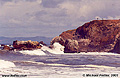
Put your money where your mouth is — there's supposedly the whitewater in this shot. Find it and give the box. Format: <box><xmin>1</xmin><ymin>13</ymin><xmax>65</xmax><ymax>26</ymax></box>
<box><xmin>0</xmin><ymin>42</ymin><xmax>120</xmax><ymax>78</ymax></box>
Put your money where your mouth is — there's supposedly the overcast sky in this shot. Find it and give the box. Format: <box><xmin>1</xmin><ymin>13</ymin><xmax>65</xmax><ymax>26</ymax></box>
<box><xmin>0</xmin><ymin>0</ymin><xmax>120</xmax><ymax>37</ymax></box>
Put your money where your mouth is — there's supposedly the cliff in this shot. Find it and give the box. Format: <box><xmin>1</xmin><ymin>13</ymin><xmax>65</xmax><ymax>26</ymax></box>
<box><xmin>51</xmin><ymin>20</ymin><xmax>120</xmax><ymax>53</ymax></box>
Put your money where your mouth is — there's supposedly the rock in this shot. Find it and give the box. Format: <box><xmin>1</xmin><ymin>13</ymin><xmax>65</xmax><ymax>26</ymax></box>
<box><xmin>51</xmin><ymin>20</ymin><xmax>120</xmax><ymax>53</ymax></box>
<box><xmin>77</xmin><ymin>39</ymin><xmax>91</xmax><ymax>52</ymax></box>
<box><xmin>64</xmin><ymin>39</ymin><xmax>78</xmax><ymax>53</ymax></box>
<box><xmin>75</xmin><ymin>20</ymin><xmax>120</xmax><ymax>52</ymax></box>
<box><xmin>1</xmin><ymin>44</ymin><xmax>5</xmax><ymax>47</ymax></box>
<box><xmin>13</xmin><ymin>40</ymin><xmax>42</xmax><ymax>50</ymax></box>
<box><xmin>3</xmin><ymin>45</ymin><xmax>11</xmax><ymax>51</ymax></box>
<box><xmin>49</xmin><ymin>45</ymin><xmax>54</xmax><ymax>49</ymax></box>
<box><xmin>40</xmin><ymin>41</ymin><xmax>47</xmax><ymax>46</ymax></box>
<box><xmin>60</xmin><ymin>29</ymin><xmax>76</xmax><ymax>40</ymax></box>
<box><xmin>51</xmin><ymin>36</ymin><xmax>65</xmax><ymax>46</ymax></box>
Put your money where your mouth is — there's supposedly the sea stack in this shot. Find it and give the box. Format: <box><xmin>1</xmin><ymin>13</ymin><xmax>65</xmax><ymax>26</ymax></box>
<box><xmin>51</xmin><ymin>20</ymin><xmax>120</xmax><ymax>53</ymax></box>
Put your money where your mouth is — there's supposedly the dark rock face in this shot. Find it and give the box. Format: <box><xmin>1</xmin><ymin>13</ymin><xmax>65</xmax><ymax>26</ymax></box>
<box><xmin>13</xmin><ymin>40</ymin><xmax>42</xmax><ymax>50</ymax></box>
<box><xmin>51</xmin><ymin>20</ymin><xmax>120</xmax><ymax>53</ymax></box>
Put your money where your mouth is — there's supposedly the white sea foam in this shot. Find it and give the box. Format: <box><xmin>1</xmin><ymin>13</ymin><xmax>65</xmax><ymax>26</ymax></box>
<box><xmin>19</xmin><ymin>49</ymin><xmax>46</xmax><ymax>55</ymax></box>
<box><xmin>41</xmin><ymin>42</ymin><xmax>64</xmax><ymax>54</ymax></box>
<box><xmin>78</xmin><ymin>52</ymin><xmax>119</xmax><ymax>55</ymax></box>
<box><xmin>0</xmin><ymin>60</ymin><xmax>16</xmax><ymax>68</ymax></box>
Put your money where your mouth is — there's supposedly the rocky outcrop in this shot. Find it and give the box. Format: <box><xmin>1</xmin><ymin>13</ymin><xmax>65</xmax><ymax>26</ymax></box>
<box><xmin>13</xmin><ymin>40</ymin><xmax>42</xmax><ymax>50</ymax></box>
<box><xmin>51</xmin><ymin>20</ymin><xmax>120</xmax><ymax>53</ymax></box>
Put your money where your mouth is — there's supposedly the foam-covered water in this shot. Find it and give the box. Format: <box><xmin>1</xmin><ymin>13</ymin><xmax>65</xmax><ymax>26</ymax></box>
<box><xmin>0</xmin><ymin>43</ymin><xmax>120</xmax><ymax>78</ymax></box>
<box><xmin>0</xmin><ymin>60</ymin><xmax>15</xmax><ymax>68</ymax></box>
<box><xmin>19</xmin><ymin>49</ymin><xmax>46</xmax><ymax>55</ymax></box>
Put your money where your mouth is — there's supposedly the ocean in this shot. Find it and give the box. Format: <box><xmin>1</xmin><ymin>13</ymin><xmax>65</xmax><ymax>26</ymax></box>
<box><xmin>0</xmin><ymin>43</ymin><xmax>120</xmax><ymax>78</ymax></box>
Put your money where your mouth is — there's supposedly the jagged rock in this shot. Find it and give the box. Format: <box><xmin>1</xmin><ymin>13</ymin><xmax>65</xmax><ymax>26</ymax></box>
<box><xmin>51</xmin><ymin>20</ymin><xmax>120</xmax><ymax>53</ymax></box>
<box><xmin>64</xmin><ymin>39</ymin><xmax>78</xmax><ymax>53</ymax></box>
<box><xmin>3</xmin><ymin>45</ymin><xmax>11</xmax><ymax>51</ymax></box>
<box><xmin>13</xmin><ymin>40</ymin><xmax>42</xmax><ymax>50</ymax></box>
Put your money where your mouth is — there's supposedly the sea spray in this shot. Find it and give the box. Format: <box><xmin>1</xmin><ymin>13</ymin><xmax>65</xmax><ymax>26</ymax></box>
<box><xmin>41</xmin><ymin>42</ymin><xmax>64</xmax><ymax>54</ymax></box>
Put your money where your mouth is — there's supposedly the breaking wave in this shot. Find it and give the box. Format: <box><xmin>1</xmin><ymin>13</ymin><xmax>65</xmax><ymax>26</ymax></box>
<box><xmin>41</xmin><ymin>42</ymin><xmax>64</xmax><ymax>54</ymax></box>
<box><xmin>18</xmin><ymin>42</ymin><xmax>64</xmax><ymax>56</ymax></box>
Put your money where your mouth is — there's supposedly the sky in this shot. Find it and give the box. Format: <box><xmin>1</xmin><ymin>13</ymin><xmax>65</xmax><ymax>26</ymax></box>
<box><xmin>0</xmin><ymin>0</ymin><xmax>120</xmax><ymax>37</ymax></box>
